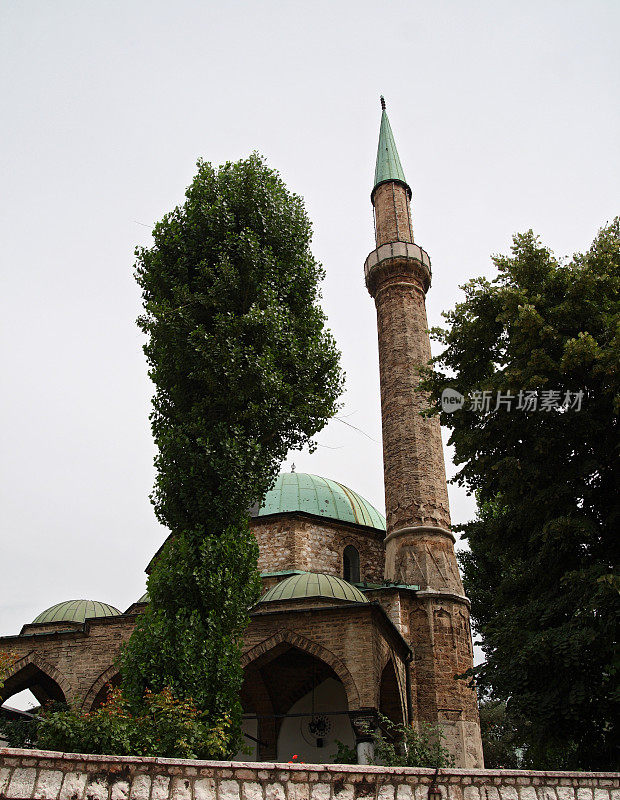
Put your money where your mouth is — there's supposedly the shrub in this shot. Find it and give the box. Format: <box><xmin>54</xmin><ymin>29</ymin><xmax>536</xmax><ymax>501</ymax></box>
<box><xmin>367</xmin><ymin>715</ymin><xmax>455</xmax><ymax>768</ymax></box>
<box><xmin>35</xmin><ymin>685</ymin><xmax>232</xmax><ymax>759</ymax></box>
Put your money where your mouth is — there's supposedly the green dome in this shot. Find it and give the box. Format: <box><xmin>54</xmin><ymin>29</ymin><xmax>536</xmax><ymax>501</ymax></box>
<box><xmin>253</xmin><ymin>472</ymin><xmax>386</xmax><ymax>531</ymax></box>
<box><xmin>33</xmin><ymin>600</ymin><xmax>121</xmax><ymax>624</ymax></box>
<box><xmin>137</xmin><ymin>592</ymin><xmax>150</xmax><ymax>603</ymax></box>
<box><xmin>259</xmin><ymin>572</ymin><xmax>369</xmax><ymax>604</ymax></box>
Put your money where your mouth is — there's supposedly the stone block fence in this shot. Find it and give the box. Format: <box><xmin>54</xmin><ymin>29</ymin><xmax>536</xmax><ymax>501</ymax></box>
<box><xmin>0</xmin><ymin>749</ymin><xmax>618</xmax><ymax>800</ymax></box>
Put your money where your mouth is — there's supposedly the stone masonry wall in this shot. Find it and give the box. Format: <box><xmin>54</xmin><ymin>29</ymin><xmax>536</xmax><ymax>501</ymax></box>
<box><xmin>404</xmin><ymin>594</ymin><xmax>482</xmax><ymax>769</ymax></box>
<box><xmin>373</xmin><ymin>183</ymin><xmax>413</xmax><ymax>246</ymax></box>
<box><xmin>372</xmin><ymin>275</ymin><xmax>451</xmax><ymax>535</ymax></box>
<box><xmin>254</xmin><ymin>517</ymin><xmax>385</xmax><ymax>584</ymax></box>
<box><xmin>244</xmin><ymin>604</ymin><xmax>409</xmax><ymax>712</ymax></box>
<box><xmin>1</xmin><ymin>748</ymin><xmax>617</xmax><ymax>800</ymax></box>
<box><xmin>370</xmin><ymin>172</ymin><xmax>450</xmax><ymax>536</ymax></box>
<box><xmin>0</xmin><ymin>618</ymin><xmax>136</xmax><ymax>711</ymax></box>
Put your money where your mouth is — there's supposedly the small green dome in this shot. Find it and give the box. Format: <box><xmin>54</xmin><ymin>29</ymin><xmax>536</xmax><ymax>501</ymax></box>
<box><xmin>32</xmin><ymin>600</ymin><xmax>121</xmax><ymax>624</ymax></box>
<box><xmin>137</xmin><ymin>592</ymin><xmax>150</xmax><ymax>603</ymax></box>
<box><xmin>258</xmin><ymin>572</ymin><xmax>369</xmax><ymax>604</ymax></box>
<box><xmin>253</xmin><ymin>472</ymin><xmax>386</xmax><ymax>531</ymax></box>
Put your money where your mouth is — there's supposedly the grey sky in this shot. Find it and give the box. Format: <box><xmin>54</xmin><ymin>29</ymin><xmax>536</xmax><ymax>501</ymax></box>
<box><xmin>1</xmin><ymin>0</ymin><xmax>618</xmax><ymax>653</ymax></box>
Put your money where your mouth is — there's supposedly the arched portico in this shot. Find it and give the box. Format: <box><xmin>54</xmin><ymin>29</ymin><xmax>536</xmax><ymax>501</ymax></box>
<box><xmin>241</xmin><ymin>629</ymin><xmax>360</xmax><ymax>710</ymax></box>
<box><xmin>241</xmin><ymin>630</ymin><xmax>357</xmax><ymax>763</ymax></box>
<box><xmin>1</xmin><ymin>652</ymin><xmax>70</xmax><ymax>708</ymax></box>
<box><xmin>81</xmin><ymin>664</ymin><xmax>121</xmax><ymax>711</ymax></box>
<box><xmin>379</xmin><ymin>657</ymin><xmax>406</xmax><ymax>725</ymax></box>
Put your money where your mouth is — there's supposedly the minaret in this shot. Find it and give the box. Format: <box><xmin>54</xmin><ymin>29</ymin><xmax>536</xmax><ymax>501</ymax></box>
<box><xmin>365</xmin><ymin>98</ymin><xmax>484</xmax><ymax>767</ymax></box>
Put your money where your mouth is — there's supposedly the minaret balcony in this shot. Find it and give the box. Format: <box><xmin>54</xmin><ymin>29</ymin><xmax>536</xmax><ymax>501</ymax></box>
<box><xmin>364</xmin><ymin>240</ymin><xmax>432</xmax><ymax>295</ymax></box>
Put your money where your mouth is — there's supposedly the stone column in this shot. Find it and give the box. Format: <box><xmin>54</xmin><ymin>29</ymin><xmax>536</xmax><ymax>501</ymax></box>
<box><xmin>350</xmin><ymin>712</ymin><xmax>376</xmax><ymax>765</ymax></box>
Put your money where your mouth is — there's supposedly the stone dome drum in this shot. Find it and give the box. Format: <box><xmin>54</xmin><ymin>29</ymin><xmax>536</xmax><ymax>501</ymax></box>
<box><xmin>258</xmin><ymin>572</ymin><xmax>369</xmax><ymax>604</ymax></box>
<box><xmin>252</xmin><ymin>472</ymin><xmax>386</xmax><ymax>531</ymax></box>
<box><xmin>32</xmin><ymin>600</ymin><xmax>121</xmax><ymax>624</ymax></box>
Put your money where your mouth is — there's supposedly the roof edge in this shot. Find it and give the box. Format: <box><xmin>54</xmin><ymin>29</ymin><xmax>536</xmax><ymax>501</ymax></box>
<box><xmin>251</xmin><ymin>509</ymin><xmax>386</xmax><ymax>535</ymax></box>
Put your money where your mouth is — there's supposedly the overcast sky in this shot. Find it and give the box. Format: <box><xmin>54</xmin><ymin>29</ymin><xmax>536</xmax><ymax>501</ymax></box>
<box><xmin>1</xmin><ymin>0</ymin><xmax>618</xmax><ymax>649</ymax></box>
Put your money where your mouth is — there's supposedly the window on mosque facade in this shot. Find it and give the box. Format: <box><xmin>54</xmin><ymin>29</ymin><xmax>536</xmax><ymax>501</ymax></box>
<box><xmin>343</xmin><ymin>545</ymin><xmax>360</xmax><ymax>584</ymax></box>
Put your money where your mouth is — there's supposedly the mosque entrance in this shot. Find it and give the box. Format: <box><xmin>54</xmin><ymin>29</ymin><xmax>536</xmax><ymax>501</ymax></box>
<box><xmin>240</xmin><ymin>643</ymin><xmax>355</xmax><ymax>763</ymax></box>
<box><xmin>1</xmin><ymin>662</ymin><xmax>67</xmax><ymax>709</ymax></box>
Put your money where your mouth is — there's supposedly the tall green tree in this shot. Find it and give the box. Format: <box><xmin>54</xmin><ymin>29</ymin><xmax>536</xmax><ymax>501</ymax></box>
<box><xmin>423</xmin><ymin>220</ymin><xmax>619</xmax><ymax>769</ymax></box>
<box><xmin>121</xmin><ymin>154</ymin><xmax>343</xmax><ymax>754</ymax></box>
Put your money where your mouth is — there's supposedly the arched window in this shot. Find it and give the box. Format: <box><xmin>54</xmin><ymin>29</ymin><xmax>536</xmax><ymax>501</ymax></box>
<box><xmin>343</xmin><ymin>545</ymin><xmax>360</xmax><ymax>584</ymax></box>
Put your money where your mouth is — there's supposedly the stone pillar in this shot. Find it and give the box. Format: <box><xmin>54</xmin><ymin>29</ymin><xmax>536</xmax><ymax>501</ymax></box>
<box><xmin>350</xmin><ymin>712</ymin><xmax>376</xmax><ymax>765</ymax></box>
<box><xmin>356</xmin><ymin>741</ymin><xmax>375</xmax><ymax>765</ymax></box>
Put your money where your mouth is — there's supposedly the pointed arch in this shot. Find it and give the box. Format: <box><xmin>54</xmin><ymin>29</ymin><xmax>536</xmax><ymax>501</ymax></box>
<box><xmin>1</xmin><ymin>651</ymin><xmax>71</xmax><ymax>705</ymax></box>
<box><xmin>241</xmin><ymin>629</ymin><xmax>361</xmax><ymax>709</ymax></box>
<box><xmin>81</xmin><ymin>664</ymin><xmax>120</xmax><ymax>711</ymax></box>
<box><xmin>379</xmin><ymin>657</ymin><xmax>405</xmax><ymax>725</ymax></box>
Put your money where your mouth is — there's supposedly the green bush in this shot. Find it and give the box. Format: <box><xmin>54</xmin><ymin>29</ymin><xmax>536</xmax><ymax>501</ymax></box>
<box><xmin>367</xmin><ymin>715</ymin><xmax>455</xmax><ymax>768</ymax></box>
<box><xmin>0</xmin><ymin>715</ymin><xmax>39</xmax><ymax>749</ymax></box>
<box><xmin>332</xmin><ymin>739</ymin><xmax>357</xmax><ymax>764</ymax></box>
<box><xmin>35</xmin><ymin>686</ymin><xmax>232</xmax><ymax>759</ymax></box>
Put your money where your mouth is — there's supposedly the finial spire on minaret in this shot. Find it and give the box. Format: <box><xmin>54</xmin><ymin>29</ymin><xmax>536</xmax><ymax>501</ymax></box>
<box><xmin>372</xmin><ymin>101</ymin><xmax>411</xmax><ymax>201</ymax></box>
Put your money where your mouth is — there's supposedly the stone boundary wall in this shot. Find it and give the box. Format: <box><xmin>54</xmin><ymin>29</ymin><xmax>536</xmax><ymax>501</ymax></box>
<box><xmin>0</xmin><ymin>749</ymin><xmax>617</xmax><ymax>800</ymax></box>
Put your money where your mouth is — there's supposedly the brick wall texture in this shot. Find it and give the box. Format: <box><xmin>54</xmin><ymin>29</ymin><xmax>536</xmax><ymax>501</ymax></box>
<box><xmin>373</xmin><ymin>183</ymin><xmax>414</xmax><ymax>246</ymax></box>
<box><xmin>1</xmin><ymin>749</ymin><xmax>617</xmax><ymax>800</ymax></box>
<box><xmin>366</xmin><ymin>178</ymin><xmax>483</xmax><ymax>767</ymax></box>
<box><xmin>368</xmin><ymin>268</ymin><xmax>451</xmax><ymax>535</ymax></box>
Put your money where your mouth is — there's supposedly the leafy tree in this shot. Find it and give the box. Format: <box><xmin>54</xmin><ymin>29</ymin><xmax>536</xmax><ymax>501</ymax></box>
<box><xmin>120</xmin><ymin>153</ymin><xmax>343</xmax><ymax>755</ymax></box>
<box><xmin>478</xmin><ymin>698</ymin><xmax>524</xmax><ymax>769</ymax></box>
<box><xmin>357</xmin><ymin>715</ymin><xmax>455</xmax><ymax>767</ymax></box>
<box><xmin>423</xmin><ymin>220</ymin><xmax>620</xmax><ymax>769</ymax></box>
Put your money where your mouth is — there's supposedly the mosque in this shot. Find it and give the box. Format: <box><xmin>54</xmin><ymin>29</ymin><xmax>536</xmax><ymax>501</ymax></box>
<box><xmin>0</xmin><ymin>101</ymin><xmax>484</xmax><ymax>768</ymax></box>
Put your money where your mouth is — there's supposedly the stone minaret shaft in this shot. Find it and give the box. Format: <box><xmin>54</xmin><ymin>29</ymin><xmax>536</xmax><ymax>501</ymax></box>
<box><xmin>366</xmin><ymin>100</ymin><xmax>484</xmax><ymax>768</ymax></box>
<box><xmin>366</xmin><ymin>103</ymin><xmax>456</xmax><ymax>581</ymax></box>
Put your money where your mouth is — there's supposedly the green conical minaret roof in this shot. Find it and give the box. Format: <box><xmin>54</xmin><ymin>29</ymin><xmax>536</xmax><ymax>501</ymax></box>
<box><xmin>372</xmin><ymin>96</ymin><xmax>411</xmax><ymax>200</ymax></box>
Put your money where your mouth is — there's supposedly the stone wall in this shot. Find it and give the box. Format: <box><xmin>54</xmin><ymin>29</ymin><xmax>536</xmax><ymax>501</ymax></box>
<box><xmin>243</xmin><ymin>604</ymin><xmax>410</xmax><ymax>714</ymax></box>
<box><xmin>253</xmin><ymin>516</ymin><xmax>385</xmax><ymax>584</ymax></box>
<box><xmin>1</xmin><ymin>748</ymin><xmax>617</xmax><ymax>800</ymax></box>
<box><xmin>371</xmin><ymin>272</ymin><xmax>451</xmax><ymax>536</ymax></box>
<box><xmin>372</xmin><ymin>182</ymin><xmax>413</xmax><ymax>246</ymax></box>
<box><xmin>0</xmin><ymin>618</ymin><xmax>136</xmax><ymax>710</ymax></box>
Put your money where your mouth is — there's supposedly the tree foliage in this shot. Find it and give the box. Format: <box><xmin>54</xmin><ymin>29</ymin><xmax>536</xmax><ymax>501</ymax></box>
<box><xmin>423</xmin><ymin>220</ymin><xmax>620</xmax><ymax>769</ymax></box>
<box><xmin>361</xmin><ymin>715</ymin><xmax>455</xmax><ymax>768</ymax></box>
<box><xmin>477</xmin><ymin>699</ymin><xmax>524</xmax><ymax>769</ymax></box>
<box><xmin>0</xmin><ymin>713</ymin><xmax>39</xmax><ymax>749</ymax></box>
<box><xmin>120</xmin><ymin>153</ymin><xmax>343</xmax><ymax>755</ymax></box>
<box><xmin>1</xmin><ymin>687</ymin><xmax>230</xmax><ymax>759</ymax></box>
